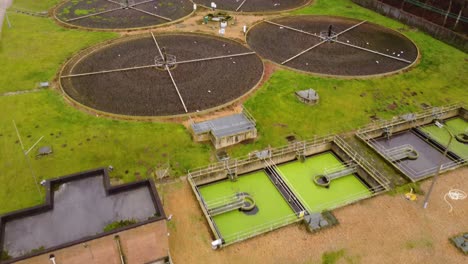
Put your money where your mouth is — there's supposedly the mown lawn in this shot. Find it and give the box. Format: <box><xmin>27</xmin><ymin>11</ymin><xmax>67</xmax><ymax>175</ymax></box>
<box><xmin>0</xmin><ymin>0</ymin><xmax>467</xmax><ymax>214</ymax></box>
<box><xmin>10</xmin><ymin>0</ymin><xmax>60</xmax><ymax>11</ymax></box>
<box><xmin>230</xmin><ymin>0</ymin><xmax>468</xmax><ymax>156</ymax></box>
<box><xmin>0</xmin><ymin>4</ymin><xmax>116</xmax><ymax>94</ymax></box>
<box><xmin>0</xmin><ymin>91</ymin><xmax>211</xmax><ymax>214</ymax></box>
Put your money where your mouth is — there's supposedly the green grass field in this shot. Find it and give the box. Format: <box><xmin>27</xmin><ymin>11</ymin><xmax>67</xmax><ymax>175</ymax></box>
<box><xmin>10</xmin><ymin>0</ymin><xmax>58</xmax><ymax>11</ymax></box>
<box><xmin>0</xmin><ymin>91</ymin><xmax>211</xmax><ymax>214</ymax></box>
<box><xmin>233</xmin><ymin>0</ymin><xmax>468</xmax><ymax>156</ymax></box>
<box><xmin>420</xmin><ymin>118</ymin><xmax>468</xmax><ymax>159</ymax></box>
<box><xmin>199</xmin><ymin>171</ymin><xmax>295</xmax><ymax>243</ymax></box>
<box><xmin>277</xmin><ymin>152</ymin><xmax>371</xmax><ymax>213</ymax></box>
<box><xmin>0</xmin><ymin>0</ymin><xmax>467</xmax><ymax>215</ymax></box>
<box><xmin>0</xmin><ymin>11</ymin><xmax>116</xmax><ymax>94</ymax></box>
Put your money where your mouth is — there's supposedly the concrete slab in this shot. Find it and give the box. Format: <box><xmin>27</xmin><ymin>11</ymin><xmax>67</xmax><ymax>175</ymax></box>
<box><xmin>191</xmin><ymin>113</ymin><xmax>255</xmax><ymax>137</ymax></box>
<box><xmin>372</xmin><ymin>130</ymin><xmax>452</xmax><ymax>181</ymax></box>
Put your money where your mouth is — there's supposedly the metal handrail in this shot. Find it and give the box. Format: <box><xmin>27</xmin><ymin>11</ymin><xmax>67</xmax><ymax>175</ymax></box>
<box><xmin>334</xmin><ymin>135</ymin><xmax>391</xmax><ymax>189</ymax></box>
<box><xmin>265</xmin><ymin>158</ymin><xmax>308</xmax><ymax>214</ymax></box>
<box><xmin>188</xmin><ymin>134</ymin><xmax>335</xmax><ymax>180</ymax></box>
<box><xmin>357</xmin><ymin>104</ymin><xmax>462</xmax><ymax>135</ymax></box>
<box><xmin>363</xmin><ymin>135</ymin><xmax>465</xmax><ymax>181</ymax></box>
<box><xmin>204</xmin><ymin>194</ymin><xmax>243</xmax><ymax>209</ymax></box>
<box><xmin>222</xmin><ymin>213</ymin><xmax>300</xmax><ymax>245</ymax></box>
<box><xmin>323</xmin><ymin>160</ymin><xmax>357</xmax><ymax>175</ymax></box>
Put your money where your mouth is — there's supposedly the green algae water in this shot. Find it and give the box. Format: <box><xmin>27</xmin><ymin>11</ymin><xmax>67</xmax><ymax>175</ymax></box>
<box><xmin>198</xmin><ymin>152</ymin><xmax>372</xmax><ymax>243</ymax></box>
<box><xmin>199</xmin><ymin>170</ymin><xmax>296</xmax><ymax>243</ymax></box>
<box><xmin>420</xmin><ymin>118</ymin><xmax>468</xmax><ymax>159</ymax></box>
<box><xmin>277</xmin><ymin>152</ymin><xmax>371</xmax><ymax>213</ymax></box>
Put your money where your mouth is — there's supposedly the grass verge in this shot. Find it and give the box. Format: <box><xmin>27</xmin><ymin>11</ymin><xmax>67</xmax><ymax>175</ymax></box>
<box><xmin>0</xmin><ymin>0</ymin><xmax>467</xmax><ymax>215</ymax></box>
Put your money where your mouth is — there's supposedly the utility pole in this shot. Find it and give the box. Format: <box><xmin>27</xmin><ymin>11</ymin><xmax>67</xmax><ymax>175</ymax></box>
<box><xmin>13</xmin><ymin>120</ymin><xmax>44</xmax><ymax>199</ymax></box>
<box><xmin>423</xmin><ymin>121</ymin><xmax>454</xmax><ymax>209</ymax></box>
<box><xmin>5</xmin><ymin>11</ymin><xmax>11</xmax><ymax>28</ymax></box>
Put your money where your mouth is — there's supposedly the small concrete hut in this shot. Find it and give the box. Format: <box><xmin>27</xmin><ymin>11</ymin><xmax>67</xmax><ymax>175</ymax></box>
<box><xmin>190</xmin><ymin>111</ymin><xmax>257</xmax><ymax>149</ymax></box>
<box><xmin>296</xmin><ymin>89</ymin><xmax>319</xmax><ymax>105</ymax></box>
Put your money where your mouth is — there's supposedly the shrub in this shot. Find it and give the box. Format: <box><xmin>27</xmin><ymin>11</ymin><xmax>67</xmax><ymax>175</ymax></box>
<box><xmin>1</xmin><ymin>250</ymin><xmax>11</xmax><ymax>261</ymax></box>
<box><xmin>30</xmin><ymin>246</ymin><xmax>45</xmax><ymax>254</ymax></box>
<box><xmin>322</xmin><ymin>249</ymin><xmax>345</xmax><ymax>264</ymax></box>
<box><xmin>103</xmin><ymin>219</ymin><xmax>137</xmax><ymax>232</ymax></box>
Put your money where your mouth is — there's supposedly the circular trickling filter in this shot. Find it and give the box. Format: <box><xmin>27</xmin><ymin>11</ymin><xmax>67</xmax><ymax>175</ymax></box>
<box><xmin>194</xmin><ymin>0</ymin><xmax>310</xmax><ymax>12</ymax></box>
<box><xmin>247</xmin><ymin>15</ymin><xmax>419</xmax><ymax>77</ymax></box>
<box><xmin>55</xmin><ymin>0</ymin><xmax>194</xmax><ymax>30</ymax></box>
<box><xmin>60</xmin><ymin>33</ymin><xmax>263</xmax><ymax>117</ymax></box>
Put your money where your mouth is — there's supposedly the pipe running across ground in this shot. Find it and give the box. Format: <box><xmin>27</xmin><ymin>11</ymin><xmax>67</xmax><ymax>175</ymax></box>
<box><xmin>444</xmin><ymin>189</ymin><xmax>466</xmax><ymax>213</ymax></box>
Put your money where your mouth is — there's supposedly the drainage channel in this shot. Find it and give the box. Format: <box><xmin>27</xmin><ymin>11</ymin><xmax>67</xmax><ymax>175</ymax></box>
<box><xmin>264</xmin><ymin>161</ymin><xmax>308</xmax><ymax>215</ymax></box>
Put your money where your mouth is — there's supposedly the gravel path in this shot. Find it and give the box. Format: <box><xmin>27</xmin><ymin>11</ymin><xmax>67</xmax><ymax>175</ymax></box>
<box><xmin>166</xmin><ymin>167</ymin><xmax>468</xmax><ymax>263</ymax></box>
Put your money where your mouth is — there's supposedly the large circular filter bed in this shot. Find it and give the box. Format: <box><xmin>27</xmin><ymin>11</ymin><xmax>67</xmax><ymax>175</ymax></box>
<box><xmin>194</xmin><ymin>0</ymin><xmax>309</xmax><ymax>12</ymax></box>
<box><xmin>55</xmin><ymin>0</ymin><xmax>193</xmax><ymax>30</ymax></box>
<box><xmin>247</xmin><ymin>15</ymin><xmax>418</xmax><ymax>76</ymax></box>
<box><xmin>60</xmin><ymin>33</ymin><xmax>263</xmax><ymax>117</ymax></box>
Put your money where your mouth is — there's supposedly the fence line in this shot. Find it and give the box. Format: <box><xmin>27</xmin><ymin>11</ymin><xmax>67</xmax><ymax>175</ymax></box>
<box><xmin>222</xmin><ymin>213</ymin><xmax>300</xmax><ymax>245</ymax></box>
<box><xmin>188</xmin><ymin>134</ymin><xmax>335</xmax><ymax>180</ymax></box>
<box><xmin>334</xmin><ymin>135</ymin><xmax>391</xmax><ymax>190</ymax></box>
<box><xmin>351</xmin><ymin>0</ymin><xmax>468</xmax><ymax>52</ymax></box>
<box><xmin>357</xmin><ymin>103</ymin><xmax>461</xmax><ymax>134</ymax></box>
<box><xmin>360</xmin><ymin>128</ymin><xmax>466</xmax><ymax>182</ymax></box>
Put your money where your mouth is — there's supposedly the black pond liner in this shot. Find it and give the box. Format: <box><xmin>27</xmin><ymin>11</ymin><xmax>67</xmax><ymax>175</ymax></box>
<box><xmin>0</xmin><ymin>168</ymin><xmax>165</xmax><ymax>264</ymax></box>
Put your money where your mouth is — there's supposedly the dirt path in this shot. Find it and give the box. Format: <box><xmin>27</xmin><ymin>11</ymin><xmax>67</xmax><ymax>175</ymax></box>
<box><xmin>163</xmin><ymin>167</ymin><xmax>468</xmax><ymax>264</ymax></box>
<box><xmin>123</xmin><ymin>8</ymin><xmax>270</xmax><ymax>43</ymax></box>
<box><xmin>1</xmin><ymin>88</ymin><xmax>43</xmax><ymax>97</ymax></box>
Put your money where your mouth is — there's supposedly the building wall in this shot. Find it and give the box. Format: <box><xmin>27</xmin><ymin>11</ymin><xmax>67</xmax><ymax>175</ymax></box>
<box><xmin>192</xmin><ymin>130</ymin><xmax>258</xmax><ymax>149</ymax></box>
<box><xmin>14</xmin><ymin>221</ymin><xmax>169</xmax><ymax>264</ymax></box>
<box><xmin>331</xmin><ymin>143</ymin><xmax>382</xmax><ymax>190</ymax></box>
<box><xmin>360</xmin><ymin>108</ymin><xmax>461</xmax><ymax>139</ymax></box>
<box><xmin>460</xmin><ymin>108</ymin><xmax>468</xmax><ymax>120</ymax></box>
<box><xmin>192</xmin><ymin>132</ymin><xmax>210</xmax><ymax>142</ymax></box>
<box><xmin>191</xmin><ymin>141</ymin><xmax>332</xmax><ymax>186</ymax></box>
<box><xmin>213</xmin><ymin>130</ymin><xmax>257</xmax><ymax>149</ymax></box>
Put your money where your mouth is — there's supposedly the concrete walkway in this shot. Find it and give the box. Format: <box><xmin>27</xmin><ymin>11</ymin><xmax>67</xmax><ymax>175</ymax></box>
<box><xmin>0</xmin><ymin>0</ymin><xmax>13</xmax><ymax>34</ymax></box>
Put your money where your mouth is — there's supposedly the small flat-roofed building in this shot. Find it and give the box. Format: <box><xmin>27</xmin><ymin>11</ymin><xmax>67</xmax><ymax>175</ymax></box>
<box><xmin>190</xmin><ymin>111</ymin><xmax>257</xmax><ymax>149</ymax></box>
<box><xmin>0</xmin><ymin>168</ymin><xmax>170</xmax><ymax>264</ymax></box>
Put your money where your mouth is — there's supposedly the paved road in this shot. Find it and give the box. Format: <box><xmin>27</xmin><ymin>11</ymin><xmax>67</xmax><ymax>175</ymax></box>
<box><xmin>0</xmin><ymin>0</ymin><xmax>13</xmax><ymax>34</ymax></box>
